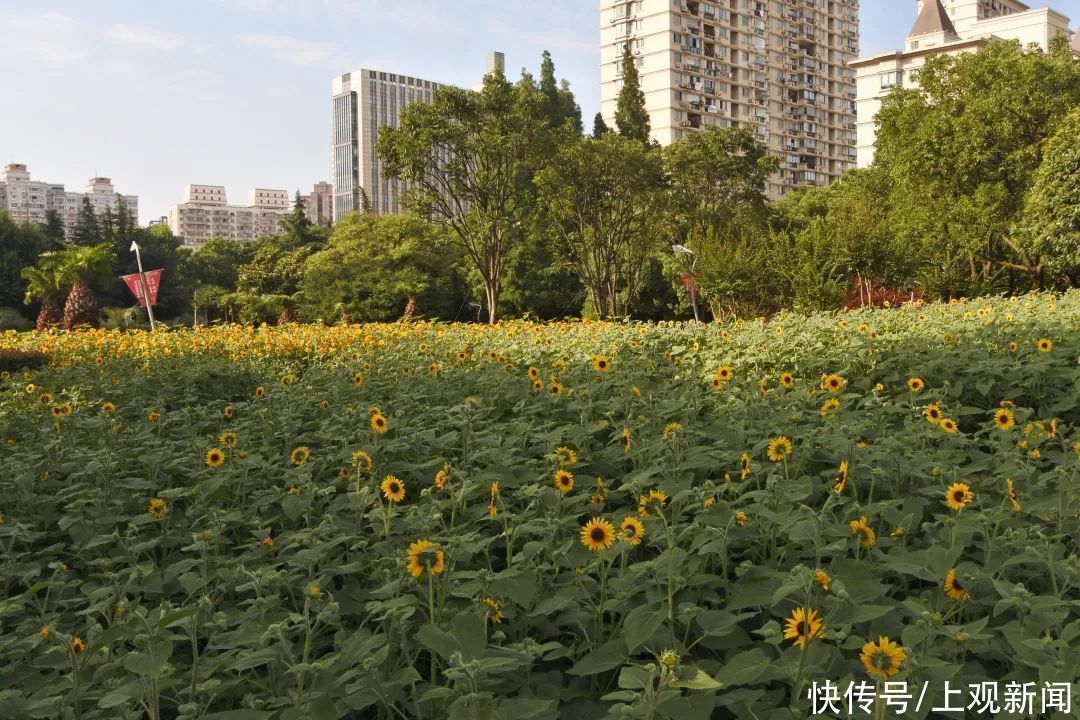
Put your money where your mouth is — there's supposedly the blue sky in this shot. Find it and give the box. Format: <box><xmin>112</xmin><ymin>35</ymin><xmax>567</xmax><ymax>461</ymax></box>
<box><xmin>1</xmin><ymin>0</ymin><xmax>1077</xmax><ymax>224</ymax></box>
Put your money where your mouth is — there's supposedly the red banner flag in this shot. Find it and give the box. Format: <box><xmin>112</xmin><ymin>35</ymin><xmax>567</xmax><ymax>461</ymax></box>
<box><xmin>122</xmin><ymin>269</ymin><xmax>163</xmax><ymax>308</ymax></box>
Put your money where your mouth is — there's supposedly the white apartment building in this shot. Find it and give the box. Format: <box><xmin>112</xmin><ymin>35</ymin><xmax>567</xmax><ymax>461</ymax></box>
<box><xmin>599</xmin><ymin>0</ymin><xmax>860</xmax><ymax>198</ymax></box>
<box><xmin>167</xmin><ymin>185</ymin><xmax>290</xmax><ymax>247</ymax></box>
<box><xmin>0</xmin><ymin>163</ymin><xmax>138</xmax><ymax>240</ymax></box>
<box><xmin>852</xmin><ymin>0</ymin><xmax>1075</xmax><ymax>166</ymax></box>
<box><xmin>331</xmin><ymin>69</ymin><xmax>443</xmax><ymax>218</ymax></box>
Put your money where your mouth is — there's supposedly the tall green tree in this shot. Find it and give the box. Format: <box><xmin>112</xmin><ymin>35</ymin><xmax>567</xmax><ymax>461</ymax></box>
<box><xmin>875</xmin><ymin>36</ymin><xmax>1080</xmax><ymax>295</ymax></box>
<box><xmin>1018</xmin><ymin>105</ymin><xmax>1080</xmax><ymax>287</ymax></box>
<box><xmin>378</xmin><ymin>68</ymin><xmax>550</xmax><ymax>323</ymax></box>
<box><xmin>0</xmin><ymin>211</ymin><xmax>53</xmax><ymax>312</ymax></box>
<box><xmin>592</xmin><ymin>113</ymin><xmax>610</xmax><ymax>140</ymax></box>
<box><xmin>72</xmin><ymin>196</ymin><xmax>101</xmax><ymax>246</ymax></box>
<box><xmin>615</xmin><ymin>48</ymin><xmax>650</xmax><ymax>145</ymax></box>
<box><xmin>301</xmin><ymin>213</ymin><xmax>465</xmax><ymax>322</ymax></box>
<box><xmin>536</xmin><ymin>134</ymin><xmax>666</xmax><ymax>318</ymax></box>
<box><xmin>43</xmin><ymin>209</ymin><xmax>66</xmax><ymax>244</ymax></box>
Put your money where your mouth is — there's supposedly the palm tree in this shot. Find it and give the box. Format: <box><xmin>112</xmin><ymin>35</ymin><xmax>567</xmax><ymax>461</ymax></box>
<box><xmin>21</xmin><ymin>252</ymin><xmax>73</xmax><ymax>330</ymax></box>
<box><xmin>59</xmin><ymin>244</ymin><xmax>116</xmax><ymax>329</ymax></box>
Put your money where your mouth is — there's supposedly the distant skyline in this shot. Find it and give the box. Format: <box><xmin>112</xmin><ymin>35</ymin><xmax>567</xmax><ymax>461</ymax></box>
<box><xmin>2</xmin><ymin>0</ymin><xmax>1078</xmax><ymax>224</ymax></box>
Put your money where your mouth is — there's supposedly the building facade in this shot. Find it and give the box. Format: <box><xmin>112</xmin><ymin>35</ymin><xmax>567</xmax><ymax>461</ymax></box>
<box><xmin>852</xmin><ymin>0</ymin><xmax>1074</xmax><ymax>166</ymax></box>
<box><xmin>0</xmin><ymin>163</ymin><xmax>138</xmax><ymax>240</ymax></box>
<box><xmin>303</xmin><ymin>181</ymin><xmax>333</xmax><ymax>226</ymax></box>
<box><xmin>167</xmin><ymin>184</ymin><xmax>290</xmax><ymax>247</ymax></box>
<box><xmin>331</xmin><ymin>69</ymin><xmax>443</xmax><ymax>219</ymax></box>
<box><xmin>599</xmin><ymin>0</ymin><xmax>860</xmax><ymax>198</ymax></box>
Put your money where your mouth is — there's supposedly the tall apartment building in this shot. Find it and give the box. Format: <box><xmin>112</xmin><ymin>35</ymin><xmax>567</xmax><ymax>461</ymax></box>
<box><xmin>599</xmin><ymin>0</ymin><xmax>860</xmax><ymax>198</ymax></box>
<box><xmin>303</xmin><ymin>181</ymin><xmax>333</xmax><ymax>226</ymax></box>
<box><xmin>331</xmin><ymin>69</ymin><xmax>443</xmax><ymax>218</ymax></box>
<box><xmin>0</xmin><ymin>163</ymin><xmax>138</xmax><ymax>239</ymax></box>
<box><xmin>852</xmin><ymin>0</ymin><xmax>1074</xmax><ymax>166</ymax></box>
<box><xmin>167</xmin><ymin>184</ymin><xmax>290</xmax><ymax>247</ymax></box>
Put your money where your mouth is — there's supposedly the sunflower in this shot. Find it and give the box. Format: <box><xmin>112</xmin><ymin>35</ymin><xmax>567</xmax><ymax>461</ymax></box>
<box><xmin>381</xmin><ymin>475</ymin><xmax>405</xmax><ymax>502</ymax></box>
<box><xmin>1036</xmin><ymin>338</ymin><xmax>1053</xmax><ymax>353</ymax></box>
<box><xmin>456</xmin><ymin>351</ymin><xmax>469</xmax><ymax>364</ymax></box>
<box><xmin>434</xmin><ymin>465</ymin><xmax>450</xmax><ymax>490</ymax></box>
<box><xmin>369</xmin><ymin>406</ymin><xmax>383</xmax><ymax>417</ymax></box>
<box><xmin>320</xmin><ymin>399</ymin><xmax>331</xmax><ymax>411</ymax></box>
<box><xmin>339</xmin><ymin>467</ymin><xmax>350</xmax><ymax>479</ymax></box>
<box><xmin>821</xmin><ymin>374</ymin><xmax>844</xmax><ymax>393</ymax></box>
<box><xmin>205</xmin><ymin>448</ymin><xmax>225</xmax><ymax>468</ymax></box>
<box><xmin>944</xmin><ymin>568</ymin><xmax>972</xmax><ymax>601</ymax></box>
<box><xmin>767</xmin><ymin>436</ymin><xmax>793</xmax><ymax>462</ymax></box>
<box><xmin>37</xmin><ymin>392</ymin><xmax>53</xmax><ymax>406</ymax></box>
<box><xmin>815</xmin><ymin>570</ymin><xmax>830</xmax><ymax>592</ymax></box>
<box><xmin>992</xmin><ymin>408</ymin><xmax>1015</xmax><ymax>431</ymax></box>
<box><xmin>554</xmin><ymin>470</ymin><xmax>574</xmax><ymax>494</ymax></box>
<box><xmin>370</xmin><ymin>413</ymin><xmax>388</xmax><ymax>434</ymax></box>
<box><xmin>860</xmin><ymin>637</ymin><xmax>905</xmax><ymax>680</ymax></box>
<box><xmin>290</xmin><ymin>446</ymin><xmax>310</xmax><ymax>466</ymax></box>
<box><xmin>147</xmin><ymin>411</ymin><xmax>160</xmax><ymax>422</ymax></box>
<box><xmin>621</xmin><ymin>427</ymin><xmax>632</xmax><ymax>453</ymax></box>
<box><xmin>219</xmin><ymin>432</ymin><xmax>238</xmax><ymax>448</ymax></box>
<box><xmin>353</xmin><ymin>370</ymin><xmax>364</xmax><ymax>387</ymax></box>
<box><xmin>71</xmin><ymin>637</ymin><xmax>86</xmax><ymax>656</ymax></box>
<box><xmin>637</xmin><ymin>488</ymin><xmax>668</xmax><ymax>517</ymax></box>
<box><xmin>939</xmin><ymin>418</ymin><xmax>958</xmax><ymax>434</ymax></box>
<box><xmin>924</xmin><ymin>403</ymin><xmax>943</xmax><ymax>423</ymax></box>
<box><xmin>715</xmin><ymin>366</ymin><xmax>733</xmax><ymax>382</ymax></box>
<box><xmin>254</xmin><ymin>386</ymin><xmax>266</xmax><ymax>400</ymax></box>
<box><xmin>405</xmin><ymin>539</ymin><xmax>445</xmax><ymax>578</ymax></box>
<box><xmin>735</xmin><ymin>511</ymin><xmax>748</xmax><ymax>525</ymax></box>
<box><xmin>703</xmin><ymin>496</ymin><xmax>716</xmax><ymax>508</ymax></box>
<box><xmin>780</xmin><ymin>372</ymin><xmax>794</xmax><ymax>388</ymax></box>
<box><xmin>554</xmin><ymin>446</ymin><xmax>578</xmax><ymax>468</ymax></box>
<box><xmin>783</xmin><ymin>607</ymin><xmax>825</xmax><ymax>649</ymax></box>
<box><xmin>580</xmin><ymin>517</ymin><xmax>616</xmax><ymax>552</ymax></box>
<box><xmin>147</xmin><ymin>497</ymin><xmax>168</xmax><ymax>519</ymax></box>
<box><xmin>834</xmin><ymin>460</ymin><xmax>848</xmax><ymax>493</ymax></box>
<box><xmin>907</xmin><ymin>377</ymin><xmax>925</xmax><ymax>393</ymax></box>
<box><xmin>590</xmin><ymin>477</ymin><xmax>607</xmax><ymax>505</ymax></box>
<box><xmin>850</xmin><ymin>516</ymin><xmax>876</xmax><ymax>548</ymax></box>
<box><xmin>620</xmin><ymin>516</ymin><xmax>645</xmax><ymax>546</ymax></box>
<box><xmin>307</xmin><ymin>584</ymin><xmax>321</xmax><ymax>599</ymax></box>
<box><xmin>351</xmin><ymin>450</ymin><xmax>373</xmax><ymax>472</ymax></box>
<box><xmin>662</xmin><ymin>422</ymin><xmax>682</xmax><ymax>440</ymax></box>
<box><xmin>820</xmin><ymin>398</ymin><xmax>840</xmax><ymax>416</ymax></box>
<box><xmin>51</xmin><ymin>402</ymin><xmax>73</xmax><ymax>419</ymax></box>
<box><xmin>1005</xmin><ymin>477</ymin><xmax>1021</xmax><ymax>512</ymax></box>
<box><xmin>100</xmin><ymin>401</ymin><xmax>116</xmax><ymax>413</ymax></box>
<box><xmin>945</xmin><ymin>482</ymin><xmax>973</xmax><ymax>511</ymax></box>
<box><xmin>223</xmin><ymin>405</ymin><xmax>234</xmax><ymax>419</ymax></box>
<box><xmin>488</xmin><ymin>481</ymin><xmax>499</xmax><ymax>518</ymax></box>
<box><xmin>38</xmin><ymin>627</ymin><xmax>49</xmax><ymax>640</ymax></box>
<box><xmin>592</xmin><ymin>355</ymin><xmax>612</xmax><ymax>372</ymax></box>
<box><xmin>740</xmin><ymin>452</ymin><xmax>751</xmax><ymax>479</ymax></box>
<box><xmin>482</xmin><ymin>597</ymin><xmax>504</xmax><ymax>624</ymax></box>
<box><xmin>549</xmin><ymin>381</ymin><xmax>564</xmax><ymax>396</ymax></box>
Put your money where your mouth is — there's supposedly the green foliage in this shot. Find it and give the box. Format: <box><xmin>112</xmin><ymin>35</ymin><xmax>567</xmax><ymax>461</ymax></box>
<box><xmin>301</xmin><ymin>213</ymin><xmax>466</xmax><ymax>322</ymax></box>
<box><xmin>1</xmin><ymin>294</ymin><xmax>1078</xmax><ymax>719</ymax></box>
<box><xmin>592</xmin><ymin>112</ymin><xmax>610</xmax><ymax>140</ymax></box>
<box><xmin>1018</xmin><ymin>105</ymin><xmax>1080</xmax><ymax>287</ymax></box>
<box><xmin>0</xmin><ymin>347</ymin><xmax>49</xmax><ymax>371</ymax></box>
<box><xmin>71</xmin><ymin>196</ymin><xmax>102</xmax><ymax>247</ymax></box>
<box><xmin>874</xmin><ymin>37</ymin><xmax>1080</xmax><ymax>294</ymax></box>
<box><xmin>0</xmin><ymin>309</ymin><xmax>33</xmax><ymax>332</ymax></box>
<box><xmin>0</xmin><ymin>211</ymin><xmax>57</xmax><ymax>311</ymax></box>
<box><xmin>615</xmin><ymin>48</ymin><xmax>650</xmax><ymax>145</ymax></box>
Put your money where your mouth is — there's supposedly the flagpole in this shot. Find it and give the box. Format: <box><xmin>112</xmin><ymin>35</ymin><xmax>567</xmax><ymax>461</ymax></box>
<box><xmin>130</xmin><ymin>241</ymin><xmax>156</xmax><ymax>331</ymax></box>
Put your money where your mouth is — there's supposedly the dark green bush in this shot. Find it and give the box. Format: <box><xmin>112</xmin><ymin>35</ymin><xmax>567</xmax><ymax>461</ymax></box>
<box><xmin>0</xmin><ymin>349</ymin><xmax>51</xmax><ymax>373</ymax></box>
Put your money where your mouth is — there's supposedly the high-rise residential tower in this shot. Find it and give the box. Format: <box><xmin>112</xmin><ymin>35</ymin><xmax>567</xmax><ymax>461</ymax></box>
<box><xmin>331</xmin><ymin>69</ymin><xmax>443</xmax><ymax>219</ymax></box>
<box><xmin>599</xmin><ymin>0</ymin><xmax>860</xmax><ymax>198</ymax></box>
<box><xmin>852</xmin><ymin>0</ymin><xmax>1074</xmax><ymax>166</ymax></box>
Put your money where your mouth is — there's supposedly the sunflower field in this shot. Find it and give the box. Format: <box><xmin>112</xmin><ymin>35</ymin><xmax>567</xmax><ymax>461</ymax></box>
<box><xmin>1</xmin><ymin>292</ymin><xmax>1079</xmax><ymax>720</ymax></box>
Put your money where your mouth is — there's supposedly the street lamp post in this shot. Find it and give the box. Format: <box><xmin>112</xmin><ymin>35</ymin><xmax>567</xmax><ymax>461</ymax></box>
<box><xmin>129</xmin><ymin>241</ymin><xmax>156</xmax><ymax>331</ymax></box>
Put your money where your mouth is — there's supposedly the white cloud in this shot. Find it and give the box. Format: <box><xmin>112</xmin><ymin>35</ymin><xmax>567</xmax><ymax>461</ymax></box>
<box><xmin>106</xmin><ymin>23</ymin><xmax>187</xmax><ymax>51</ymax></box>
<box><xmin>222</xmin><ymin>0</ymin><xmax>274</xmax><ymax>9</ymax></box>
<box><xmin>237</xmin><ymin>33</ymin><xmax>339</xmax><ymax>67</ymax></box>
<box><xmin>0</xmin><ymin>11</ymin><xmax>86</xmax><ymax>65</ymax></box>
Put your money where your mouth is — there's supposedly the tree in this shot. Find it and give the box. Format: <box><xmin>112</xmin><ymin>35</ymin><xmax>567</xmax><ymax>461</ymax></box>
<box><xmin>535</xmin><ymin>134</ymin><xmax>666</xmax><ymax>318</ymax></box>
<box><xmin>592</xmin><ymin>113</ymin><xmax>610</xmax><ymax>140</ymax></box>
<box><xmin>301</xmin><ymin>213</ymin><xmax>465</xmax><ymax>322</ymax></box>
<box><xmin>279</xmin><ymin>191</ymin><xmax>318</xmax><ymax>247</ymax></box>
<box><xmin>72</xmin><ymin>196</ymin><xmax>101</xmax><ymax>246</ymax></box>
<box><xmin>0</xmin><ymin>211</ymin><xmax>53</xmax><ymax>311</ymax></box>
<box><xmin>236</xmin><ymin>238</ymin><xmax>313</xmax><ymax>298</ymax></box>
<box><xmin>43</xmin><ymin>209</ymin><xmax>66</xmax><ymax>244</ymax></box>
<box><xmin>615</xmin><ymin>48</ymin><xmax>650</xmax><ymax>145</ymax></box>
<box><xmin>59</xmin><ymin>243</ymin><xmax>116</xmax><ymax>329</ymax></box>
<box><xmin>21</xmin><ymin>251</ymin><xmax>71</xmax><ymax>330</ymax></box>
<box><xmin>378</xmin><ymin>68</ymin><xmax>549</xmax><ymax>323</ymax></box>
<box><xmin>874</xmin><ymin>36</ymin><xmax>1080</xmax><ymax>295</ymax></box>
<box><xmin>1018</xmin><ymin>105</ymin><xmax>1080</xmax><ymax>287</ymax></box>
<box><xmin>662</xmin><ymin>127</ymin><xmax>778</xmax><ymax>317</ymax></box>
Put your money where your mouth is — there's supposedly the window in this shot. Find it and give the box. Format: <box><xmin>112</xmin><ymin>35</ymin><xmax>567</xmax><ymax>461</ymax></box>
<box><xmin>880</xmin><ymin>71</ymin><xmax>903</xmax><ymax>89</ymax></box>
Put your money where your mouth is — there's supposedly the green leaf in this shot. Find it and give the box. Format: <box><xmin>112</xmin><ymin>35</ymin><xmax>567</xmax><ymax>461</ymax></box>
<box><xmin>670</xmin><ymin>668</ymin><xmax>723</xmax><ymax>691</ymax></box>
<box><xmin>622</xmin><ymin>604</ymin><xmax>666</xmax><ymax>652</ymax></box>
